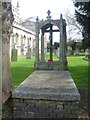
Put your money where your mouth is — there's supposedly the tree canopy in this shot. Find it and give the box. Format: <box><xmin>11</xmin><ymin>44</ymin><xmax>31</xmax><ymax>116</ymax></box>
<box><xmin>73</xmin><ymin>1</ymin><xmax>90</xmax><ymax>49</ymax></box>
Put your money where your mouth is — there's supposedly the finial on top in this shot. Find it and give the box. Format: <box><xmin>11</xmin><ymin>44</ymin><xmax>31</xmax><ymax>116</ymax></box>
<box><xmin>36</xmin><ymin>16</ymin><xmax>39</xmax><ymax>22</ymax></box>
<box><xmin>47</xmin><ymin>10</ymin><xmax>52</xmax><ymax>20</ymax></box>
<box><xmin>60</xmin><ymin>14</ymin><xmax>63</xmax><ymax>19</ymax></box>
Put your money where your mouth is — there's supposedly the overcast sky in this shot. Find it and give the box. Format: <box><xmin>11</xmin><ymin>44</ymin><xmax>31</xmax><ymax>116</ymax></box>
<box><xmin>12</xmin><ymin>0</ymin><xmax>82</xmax><ymax>42</ymax></box>
<box><xmin>12</xmin><ymin>0</ymin><xmax>75</xmax><ymax>20</ymax></box>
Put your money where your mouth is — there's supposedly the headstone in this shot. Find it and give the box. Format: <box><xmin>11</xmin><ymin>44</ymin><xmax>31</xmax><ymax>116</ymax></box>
<box><xmin>56</xmin><ymin>47</ymin><xmax>60</xmax><ymax>58</ymax></box>
<box><xmin>85</xmin><ymin>49</ymin><xmax>90</xmax><ymax>57</ymax></box>
<box><xmin>75</xmin><ymin>48</ymin><xmax>79</xmax><ymax>56</ymax></box>
<box><xmin>11</xmin><ymin>49</ymin><xmax>17</xmax><ymax>61</ymax></box>
<box><xmin>33</xmin><ymin>48</ymin><xmax>35</xmax><ymax>56</ymax></box>
<box><xmin>67</xmin><ymin>50</ymin><xmax>71</xmax><ymax>56</ymax></box>
<box><xmin>67</xmin><ymin>46</ymin><xmax>73</xmax><ymax>56</ymax></box>
<box><xmin>26</xmin><ymin>47</ymin><xmax>31</xmax><ymax>59</ymax></box>
<box><xmin>26</xmin><ymin>52</ymin><xmax>31</xmax><ymax>59</ymax></box>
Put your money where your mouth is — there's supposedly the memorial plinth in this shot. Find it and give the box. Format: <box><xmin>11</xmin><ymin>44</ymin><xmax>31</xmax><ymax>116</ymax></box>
<box><xmin>12</xmin><ymin>70</ymin><xmax>80</xmax><ymax>118</ymax></box>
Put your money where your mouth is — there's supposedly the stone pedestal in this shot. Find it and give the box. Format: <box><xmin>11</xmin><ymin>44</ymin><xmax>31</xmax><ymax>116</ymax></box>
<box><xmin>12</xmin><ymin>71</ymin><xmax>80</xmax><ymax>118</ymax></box>
<box><xmin>34</xmin><ymin>61</ymin><xmax>68</xmax><ymax>70</ymax></box>
<box><xmin>11</xmin><ymin>49</ymin><xmax>17</xmax><ymax>61</ymax></box>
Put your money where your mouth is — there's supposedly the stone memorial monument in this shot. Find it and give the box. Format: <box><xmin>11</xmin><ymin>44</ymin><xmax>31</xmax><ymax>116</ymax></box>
<box><xmin>12</xmin><ymin>10</ymin><xmax>80</xmax><ymax>118</ymax></box>
<box><xmin>34</xmin><ymin>10</ymin><xmax>67</xmax><ymax>70</ymax></box>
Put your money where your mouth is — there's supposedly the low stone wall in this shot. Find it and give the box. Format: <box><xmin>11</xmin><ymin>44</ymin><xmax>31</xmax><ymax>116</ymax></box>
<box><xmin>13</xmin><ymin>98</ymin><xmax>79</xmax><ymax>118</ymax></box>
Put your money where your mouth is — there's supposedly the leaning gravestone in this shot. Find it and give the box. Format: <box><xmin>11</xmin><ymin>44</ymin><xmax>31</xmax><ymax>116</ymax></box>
<box><xmin>11</xmin><ymin>49</ymin><xmax>17</xmax><ymax>61</ymax></box>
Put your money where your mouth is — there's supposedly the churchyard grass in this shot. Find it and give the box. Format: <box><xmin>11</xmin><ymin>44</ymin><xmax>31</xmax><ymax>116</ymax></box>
<box><xmin>11</xmin><ymin>53</ymin><xmax>88</xmax><ymax>91</ymax></box>
<box><xmin>67</xmin><ymin>56</ymin><xmax>88</xmax><ymax>91</ymax></box>
<box><xmin>11</xmin><ymin>56</ymin><xmax>35</xmax><ymax>88</ymax></box>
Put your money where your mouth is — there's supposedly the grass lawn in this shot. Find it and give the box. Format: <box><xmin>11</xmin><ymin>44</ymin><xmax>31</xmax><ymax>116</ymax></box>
<box><xmin>11</xmin><ymin>55</ymin><xmax>35</xmax><ymax>88</ymax></box>
<box><xmin>67</xmin><ymin>56</ymin><xmax>88</xmax><ymax>91</ymax></box>
<box><xmin>11</xmin><ymin>53</ymin><xmax>89</xmax><ymax>91</ymax></box>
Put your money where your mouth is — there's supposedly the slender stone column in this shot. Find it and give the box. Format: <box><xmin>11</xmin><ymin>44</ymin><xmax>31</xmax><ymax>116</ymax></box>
<box><xmin>41</xmin><ymin>32</ymin><xmax>44</xmax><ymax>61</ymax></box>
<box><xmin>35</xmin><ymin>17</ymin><xmax>39</xmax><ymax>62</ymax></box>
<box><xmin>60</xmin><ymin>14</ymin><xmax>64</xmax><ymax>62</ymax></box>
<box><xmin>60</xmin><ymin>14</ymin><xmax>67</xmax><ymax>63</ymax></box>
<box><xmin>63</xmin><ymin>20</ymin><xmax>67</xmax><ymax>62</ymax></box>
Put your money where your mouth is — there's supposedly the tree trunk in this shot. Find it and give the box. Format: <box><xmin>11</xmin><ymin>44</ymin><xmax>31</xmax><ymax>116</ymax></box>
<box><xmin>2</xmin><ymin>40</ymin><xmax>12</xmax><ymax>103</ymax></box>
<box><xmin>2</xmin><ymin>2</ymin><xmax>14</xmax><ymax>103</ymax></box>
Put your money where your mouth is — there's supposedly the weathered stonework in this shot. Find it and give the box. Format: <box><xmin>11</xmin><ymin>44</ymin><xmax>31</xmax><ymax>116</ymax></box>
<box><xmin>35</xmin><ymin>13</ymin><xmax>67</xmax><ymax>70</ymax></box>
<box><xmin>12</xmin><ymin>71</ymin><xmax>80</xmax><ymax>118</ymax></box>
<box><xmin>11</xmin><ymin>48</ymin><xmax>17</xmax><ymax>61</ymax></box>
<box><xmin>13</xmin><ymin>98</ymin><xmax>79</xmax><ymax>118</ymax></box>
<box><xmin>34</xmin><ymin>61</ymin><xmax>68</xmax><ymax>70</ymax></box>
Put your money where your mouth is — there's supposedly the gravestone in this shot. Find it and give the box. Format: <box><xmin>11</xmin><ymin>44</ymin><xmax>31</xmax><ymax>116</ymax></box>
<box><xmin>26</xmin><ymin>52</ymin><xmax>31</xmax><ymax>59</ymax></box>
<box><xmin>85</xmin><ymin>48</ymin><xmax>90</xmax><ymax>57</ymax></box>
<box><xmin>67</xmin><ymin>46</ymin><xmax>73</xmax><ymax>56</ymax></box>
<box><xmin>67</xmin><ymin>50</ymin><xmax>71</xmax><ymax>56</ymax></box>
<box><xmin>26</xmin><ymin>48</ymin><xmax>31</xmax><ymax>59</ymax></box>
<box><xmin>56</xmin><ymin>47</ymin><xmax>60</xmax><ymax>58</ymax></box>
<box><xmin>75</xmin><ymin>48</ymin><xmax>79</xmax><ymax>56</ymax></box>
<box><xmin>85</xmin><ymin>48</ymin><xmax>90</xmax><ymax>60</ymax></box>
<box><xmin>11</xmin><ymin>49</ymin><xmax>17</xmax><ymax>61</ymax></box>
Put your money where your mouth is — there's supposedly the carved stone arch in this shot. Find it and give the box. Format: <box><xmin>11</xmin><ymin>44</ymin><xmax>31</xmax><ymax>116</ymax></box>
<box><xmin>34</xmin><ymin>11</ymin><xmax>68</xmax><ymax>70</ymax></box>
<box><xmin>39</xmin><ymin>20</ymin><xmax>60</xmax><ymax>32</ymax></box>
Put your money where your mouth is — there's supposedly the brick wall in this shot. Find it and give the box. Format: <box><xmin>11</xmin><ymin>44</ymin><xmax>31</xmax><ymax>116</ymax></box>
<box><xmin>13</xmin><ymin>98</ymin><xmax>79</xmax><ymax>118</ymax></box>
